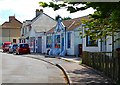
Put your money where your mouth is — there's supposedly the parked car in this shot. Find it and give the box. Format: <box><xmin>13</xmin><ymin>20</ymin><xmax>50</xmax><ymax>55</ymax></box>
<box><xmin>15</xmin><ymin>43</ymin><xmax>30</xmax><ymax>55</ymax></box>
<box><xmin>2</xmin><ymin>42</ymin><xmax>12</xmax><ymax>52</ymax></box>
<box><xmin>8</xmin><ymin>44</ymin><xmax>18</xmax><ymax>53</ymax></box>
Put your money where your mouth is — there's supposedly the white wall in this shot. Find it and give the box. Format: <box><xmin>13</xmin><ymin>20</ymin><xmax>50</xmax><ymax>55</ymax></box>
<box><xmin>106</xmin><ymin>36</ymin><xmax>112</xmax><ymax>52</ymax></box>
<box><xmin>66</xmin><ymin>31</ymin><xmax>75</xmax><ymax>55</ymax></box>
<box><xmin>31</xmin><ymin>13</ymin><xmax>56</xmax><ymax>53</ymax></box>
<box><xmin>82</xmin><ymin>28</ymin><xmax>101</xmax><ymax>52</ymax></box>
<box><xmin>74</xmin><ymin>30</ymin><xmax>82</xmax><ymax>56</ymax></box>
<box><xmin>83</xmin><ymin>37</ymin><xmax>101</xmax><ymax>52</ymax></box>
<box><xmin>0</xmin><ymin>26</ymin><xmax>2</xmax><ymax>48</ymax></box>
<box><xmin>32</xmin><ymin>14</ymin><xmax>56</xmax><ymax>32</ymax></box>
<box><xmin>114</xmin><ymin>32</ymin><xmax>120</xmax><ymax>50</ymax></box>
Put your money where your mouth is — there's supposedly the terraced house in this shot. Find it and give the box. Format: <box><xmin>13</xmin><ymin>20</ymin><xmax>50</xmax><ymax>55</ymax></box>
<box><xmin>20</xmin><ymin>9</ymin><xmax>57</xmax><ymax>53</ymax></box>
<box><xmin>1</xmin><ymin>16</ymin><xmax>22</xmax><ymax>44</ymax></box>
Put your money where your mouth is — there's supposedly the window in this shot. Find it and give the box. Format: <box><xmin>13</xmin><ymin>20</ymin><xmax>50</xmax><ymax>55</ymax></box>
<box><xmin>20</xmin><ymin>44</ymin><xmax>29</xmax><ymax>48</ymax></box>
<box><xmin>54</xmin><ymin>35</ymin><xmax>60</xmax><ymax>48</ymax></box>
<box><xmin>86</xmin><ymin>36</ymin><xmax>98</xmax><ymax>46</ymax></box>
<box><xmin>19</xmin><ymin>39</ymin><xmax>21</xmax><ymax>43</ymax></box>
<box><xmin>67</xmin><ymin>32</ymin><xmax>71</xmax><ymax>48</ymax></box>
<box><xmin>13</xmin><ymin>39</ymin><xmax>16</xmax><ymax>43</ymax></box>
<box><xmin>22</xmin><ymin>28</ymin><xmax>24</xmax><ymax>35</ymax></box>
<box><xmin>46</xmin><ymin>36</ymin><xmax>52</xmax><ymax>48</ymax></box>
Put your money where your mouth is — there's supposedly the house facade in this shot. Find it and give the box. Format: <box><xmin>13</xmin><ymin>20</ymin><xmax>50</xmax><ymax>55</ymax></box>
<box><xmin>45</xmin><ymin>16</ymin><xmax>88</xmax><ymax>56</ymax></box>
<box><xmin>1</xmin><ymin>16</ymin><xmax>22</xmax><ymax>44</ymax></box>
<box><xmin>20</xmin><ymin>9</ymin><xmax>57</xmax><ymax>53</ymax></box>
<box><xmin>0</xmin><ymin>25</ymin><xmax>2</xmax><ymax>48</ymax></box>
<box><xmin>82</xmin><ymin>26</ymin><xmax>120</xmax><ymax>52</ymax></box>
<box><xmin>19</xmin><ymin>20</ymin><xmax>32</xmax><ymax>44</ymax></box>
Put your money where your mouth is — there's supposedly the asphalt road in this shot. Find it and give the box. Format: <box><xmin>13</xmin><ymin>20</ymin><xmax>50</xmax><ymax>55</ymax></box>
<box><xmin>1</xmin><ymin>52</ymin><xmax>66</xmax><ymax>83</ymax></box>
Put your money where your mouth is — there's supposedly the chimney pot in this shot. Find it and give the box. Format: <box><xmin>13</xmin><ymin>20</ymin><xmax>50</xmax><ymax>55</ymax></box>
<box><xmin>36</xmin><ymin>9</ymin><xmax>43</xmax><ymax>17</ymax></box>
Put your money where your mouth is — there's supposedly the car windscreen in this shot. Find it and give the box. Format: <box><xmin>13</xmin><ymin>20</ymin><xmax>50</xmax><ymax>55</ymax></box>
<box><xmin>20</xmin><ymin>44</ymin><xmax>29</xmax><ymax>48</ymax></box>
<box><xmin>13</xmin><ymin>44</ymin><xmax>18</xmax><ymax>47</ymax></box>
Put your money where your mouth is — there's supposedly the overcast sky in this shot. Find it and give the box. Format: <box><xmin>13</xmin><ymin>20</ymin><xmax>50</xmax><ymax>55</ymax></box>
<box><xmin>0</xmin><ymin>0</ymin><xmax>95</xmax><ymax>25</ymax></box>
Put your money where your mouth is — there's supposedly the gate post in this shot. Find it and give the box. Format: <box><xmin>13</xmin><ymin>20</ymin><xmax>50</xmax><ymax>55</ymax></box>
<box><xmin>117</xmin><ymin>50</ymin><xmax>120</xmax><ymax>83</ymax></box>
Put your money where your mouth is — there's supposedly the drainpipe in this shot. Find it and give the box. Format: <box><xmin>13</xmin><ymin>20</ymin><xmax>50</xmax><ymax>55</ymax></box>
<box><xmin>65</xmin><ymin>27</ymin><xmax>66</xmax><ymax>55</ymax></box>
<box><xmin>9</xmin><ymin>29</ymin><xmax>10</xmax><ymax>42</ymax></box>
<box><xmin>52</xmin><ymin>32</ymin><xmax>54</xmax><ymax>55</ymax></box>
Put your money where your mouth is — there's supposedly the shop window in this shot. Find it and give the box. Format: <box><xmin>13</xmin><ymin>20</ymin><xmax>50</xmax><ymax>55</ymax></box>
<box><xmin>46</xmin><ymin>36</ymin><xmax>52</xmax><ymax>48</ymax></box>
<box><xmin>67</xmin><ymin>32</ymin><xmax>71</xmax><ymax>48</ymax></box>
<box><xmin>86</xmin><ymin>36</ymin><xmax>98</xmax><ymax>46</ymax></box>
<box><xmin>54</xmin><ymin>35</ymin><xmax>60</xmax><ymax>48</ymax></box>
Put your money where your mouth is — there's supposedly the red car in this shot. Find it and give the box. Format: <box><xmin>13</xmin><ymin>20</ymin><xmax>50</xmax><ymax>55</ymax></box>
<box><xmin>2</xmin><ymin>42</ymin><xmax>12</xmax><ymax>52</ymax></box>
<box><xmin>15</xmin><ymin>43</ymin><xmax>30</xmax><ymax>54</ymax></box>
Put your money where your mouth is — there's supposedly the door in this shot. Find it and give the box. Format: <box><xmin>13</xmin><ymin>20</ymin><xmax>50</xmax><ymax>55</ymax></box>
<box><xmin>37</xmin><ymin>37</ymin><xmax>42</xmax><ymax>53</ymax></box>
<box><xmin>61</xmin><ymin>37</ymin><xmax>64</xmax><ymax>52</ymax></box>
<box><xmin>78</xmin><ymin>44</ymin><xmax>82</xmax><ymax>56</ymax></box>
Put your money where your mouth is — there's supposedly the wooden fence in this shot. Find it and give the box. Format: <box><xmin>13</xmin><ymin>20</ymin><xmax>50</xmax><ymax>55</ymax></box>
<box><xmin>82</xmin><ymin>51</ymin><xmax>120</xmax><ymax>83</ymax></box>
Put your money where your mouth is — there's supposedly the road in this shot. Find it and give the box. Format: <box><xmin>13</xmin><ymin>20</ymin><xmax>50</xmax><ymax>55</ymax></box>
<box><xmin>1</xmin><ymin>52</ymin><xmax>66</xmax><ymax>83</ymax></box>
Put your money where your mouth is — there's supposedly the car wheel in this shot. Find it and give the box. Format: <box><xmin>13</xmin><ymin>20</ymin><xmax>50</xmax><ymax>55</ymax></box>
<box><xmin>15</xmin><ymin>51</ymin><xmax>18</xmax><ymax>55</ymax></box>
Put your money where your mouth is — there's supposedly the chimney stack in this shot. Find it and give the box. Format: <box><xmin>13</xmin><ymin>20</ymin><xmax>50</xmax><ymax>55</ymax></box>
<box><xmin>9</xmin><ymin>16</ymin><xmax>15</xmax><ymax>21</ymax></box>
<box><xmin>36</xmin><ymin>9</ymin><xmax>43</xmax><ymax>17</ymax></box>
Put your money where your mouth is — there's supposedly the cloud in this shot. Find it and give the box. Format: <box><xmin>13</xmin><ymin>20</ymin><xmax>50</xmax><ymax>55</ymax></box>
<box><xmin>0</xmin><ymin>0</ymin><xmax>52</xmax><ymax>24</ymax></box>
<box><xmin>0</xmin><ymin>0</ymin><xmax>95</xmax><ymax>24</ymax></box>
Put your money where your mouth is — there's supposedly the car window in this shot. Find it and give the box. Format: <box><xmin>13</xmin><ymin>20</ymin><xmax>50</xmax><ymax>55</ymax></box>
<box><xmin>13</xmin><ymin>44</ymin><xmax>18</xmax><ymax>47</ymax></box>
<box><xmin>20</xmin><ymin>44</ymin><xmax>29</xmax><ymax>48</ymax></box>
<box><xmin>9</xmin><ymin>45</ymin><xmax>12</xmax><ymax>48</ymax></box>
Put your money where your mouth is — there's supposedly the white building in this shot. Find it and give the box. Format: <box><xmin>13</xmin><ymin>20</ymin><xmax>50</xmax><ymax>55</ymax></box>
<box><xmin>45</xmin><ymin>16</ymin><xmax>88</xmax><ymax>56</ymax></box>
<box><xmin>82</xmin><ymin>26</ymin><xmax>120</xmax><ymax>52</ymax></box>
<box><xmin>20</xmin><ymin>9</ymin><xmax>57</xmax><ymax>53</ymax></box>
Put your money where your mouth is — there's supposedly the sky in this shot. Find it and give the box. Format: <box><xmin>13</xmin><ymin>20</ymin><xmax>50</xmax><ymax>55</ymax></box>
<box><xmin>0</xmin><ymin>0</ymin><xmax>95</xmax><ymax>25</ymax></box>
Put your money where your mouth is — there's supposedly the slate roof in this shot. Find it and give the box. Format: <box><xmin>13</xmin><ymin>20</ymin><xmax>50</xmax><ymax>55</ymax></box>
<box><xmin>47</xmin><ymin>15</ymin><xmax>89</xmax><ymax>34</ymax></box>
<box><xmin>63</xmin><ymin>16</ymin><xmax>89</xmax><ymax>31</ymax></box>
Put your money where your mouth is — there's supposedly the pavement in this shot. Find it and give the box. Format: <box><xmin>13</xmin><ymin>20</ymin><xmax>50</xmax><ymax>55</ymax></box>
<box><xmin>23</xmin><ymin>53</ymin><xmax>116</xmax><ymax>85</ymax></box>
<box><xmin>0</xmin><ymin>49</ymin><xmax>2</xmax><ymax>52</ymax></box>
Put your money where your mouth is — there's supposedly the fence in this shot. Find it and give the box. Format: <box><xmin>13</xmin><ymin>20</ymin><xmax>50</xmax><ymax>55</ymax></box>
<box><xmin>82</xmin><ymin>51</ymin><xmax>120</xmax><ymax>83</ymax></box>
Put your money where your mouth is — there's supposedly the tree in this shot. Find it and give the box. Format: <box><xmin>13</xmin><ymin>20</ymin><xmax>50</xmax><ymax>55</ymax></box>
<box><xmin>55</xmin><ymin>15</ymin><xmax>71</xmax><ymax>21</ymax></box>
<box><xmin>63</xmin><ymin>17</ymin><xmax>71</xmax><ymax>20</ymax></box>
<box><xmin>39</xmin><ymin>2</ymin><xmax>120</xmax><ymax>41</ymax></box>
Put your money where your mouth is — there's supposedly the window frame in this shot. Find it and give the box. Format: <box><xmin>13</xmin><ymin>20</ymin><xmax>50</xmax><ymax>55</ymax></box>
<box><xmin>86</xmin><ymin>35</ymin><xmax>98</xmax><ymax>47</ymax></box>
<box><xmin>67</xmin><ymin>32</ymin><xmax>72</xmax><ymax>48</ymax></box>
<box><xmin>46</xmin><ymin>36</ymin><xmax>52</xmax><ymax>48</ymax></box>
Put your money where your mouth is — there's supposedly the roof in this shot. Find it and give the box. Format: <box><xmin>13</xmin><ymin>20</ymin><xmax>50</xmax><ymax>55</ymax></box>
<box><xmin>46</xmin><ymin>27</ymin><xmax>55</xmax><ymax>34</ymax></box>
<box><xmin>2</xmin><ymin>16</ymin><xmax>22</xmax><ymax>29</ymax></box>
<box><xmin>63</xmin><ymin>16</ymin><xmax>89</xmax><ymax>31</ymax></box>
<box><xmin>31</xmin><ymin>12</ymin><xmax>55</xmax><ymax>23</ymax></box>
<box><xmin>47</xmin><ymin>15</ymin><xmax>89</xmax><ymax>33</ymax></box>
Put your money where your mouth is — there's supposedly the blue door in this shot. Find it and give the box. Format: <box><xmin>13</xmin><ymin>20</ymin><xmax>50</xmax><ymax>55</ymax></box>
<box><xmin>61</xmin><ymin>34</ymin><xmax>64</xmax><ymax>52</ymax></box>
